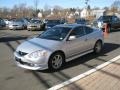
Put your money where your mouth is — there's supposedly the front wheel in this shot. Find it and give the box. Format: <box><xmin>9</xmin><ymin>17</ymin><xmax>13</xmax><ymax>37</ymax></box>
<box><xmin>94</xmin><ymin>41</ymin><xmax>102</xmax><ymax>54</ymax></box>
<box><xmin>48</xmin><ymin>52</ymin><xmax>65</xmax><ymax>71</ymax></box>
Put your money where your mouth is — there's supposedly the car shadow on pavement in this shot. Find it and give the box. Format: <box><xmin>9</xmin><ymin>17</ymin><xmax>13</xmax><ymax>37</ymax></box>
<box><xmin>29</xmin><ymin>71</ymin><xmax>83</xmax><ymax>90</ymax></box>
<box><xmin>5</xmin><ymin>42</ymin><xmax>16</xmax><ymax>52</ymax></box>
<box><xmin>13</xmin><ymin>42</ymin><xmax>119</xmax><ymax>90</ymax></box>
<box><xmin>30</xmin><ymin>71</ymin><xmax>51</xmax><ymax>89</ymax></box>
<box><xmin>61</xmin><ymin>43</ymin><xmax>120</xmax><ymax>71</ymax></box>
<box><xmin>40</xmin><ymin>42</ymin><xmax>120</xmax><ymax>73</ymax></box>
<box><xmin>0</xmin><ymin>36</ymin><xmax>27</xmax><ymax>42</ymax></box>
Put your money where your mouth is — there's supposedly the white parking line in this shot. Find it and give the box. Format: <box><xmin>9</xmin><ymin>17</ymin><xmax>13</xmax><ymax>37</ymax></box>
<box><xmin>48</xmin><ymin>55</ymin><xmax>120</xmax><ymax>90</ymax></box>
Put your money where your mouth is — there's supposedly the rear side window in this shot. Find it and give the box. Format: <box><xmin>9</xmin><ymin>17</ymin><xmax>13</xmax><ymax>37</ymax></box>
<box><xmin>84</xmin><ymin>27</ymin><xmax>93</xmax><ymax>34</ymax></box>
<box><xmin>70</xmin><ymin>26</ymin><xmax>85</xmax><ymax>38</ymax></box>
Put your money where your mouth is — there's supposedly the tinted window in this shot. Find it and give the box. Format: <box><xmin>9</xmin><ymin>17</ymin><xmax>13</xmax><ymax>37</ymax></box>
<box><xmin>84</xmin><ymin>27</ymin><xmax>93</xmax><ymax>34</ymax></box>
<box><xmin>75</xmin><ymin>19</ymin><xmax>86</xmax><ymax>24</ymax></box>
<box><xmin>112</xmin><ymin>16</ymin><xmax>119</xmax><ymax>21</ymax></box>
<box><xmin>70</xmin><ymin>26</ymin><xmax>85</xmax><ymax>38</ymax></box>
<box><xmin>98</xmin><ymin>16</ymin><xmax>112</xmax><ymax>22</ymax></box>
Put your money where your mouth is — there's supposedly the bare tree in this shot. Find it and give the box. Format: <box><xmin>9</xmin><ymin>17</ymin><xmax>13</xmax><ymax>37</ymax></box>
<box><xmin>53</xmin><ymin>5</ymin><xmax>63</xmax><ymax>15</ymax></box>
<box><xmin>34</xmin><ymin>0</ymin><xmax>39</xmax><ymax>16</ymax></box>
<box><xmin>111</xmin><ymin>0</ymin><xmax>120</xmax><ymax>8</ymax></box>
<box><xmin>0</xmin><ymin>7</ymin><xmax>10</xmax><ymax>18</ymax></box>
<box><xmin>43</xmin><ymin>4</ymin><xmax>51</xmax><ymax>17</ymax></box>
<box><xmin>110</xmin><ymin>0</ymin><xmax>120</xmax><ymax>14</ymax></box>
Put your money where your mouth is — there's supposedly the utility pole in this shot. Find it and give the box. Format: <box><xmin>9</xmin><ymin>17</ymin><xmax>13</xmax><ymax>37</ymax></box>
<box><xmin>34</xmin><ymin>0</ymin><xmax>39</xmax><ymax>17</ymax></box>
<box><xmin>85</xmin><ymin>0</ymin><xmax>89</xmax><ymax>7</ymax></box>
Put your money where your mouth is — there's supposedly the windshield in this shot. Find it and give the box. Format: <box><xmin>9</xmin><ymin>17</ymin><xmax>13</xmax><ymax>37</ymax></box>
<box><xmin>38</xmin><ymin>26</ymin><xmax>71</xmax><ymax>41</ymax></box>
<box><xmin>98</xmin><ymin>16</ymin><xmax>112</xmax><ymax>21</ymax></box>
<box><xmin>30</xmin><ymin>20</ymin><xmax>41</xmax><ymax>23</ymax></box>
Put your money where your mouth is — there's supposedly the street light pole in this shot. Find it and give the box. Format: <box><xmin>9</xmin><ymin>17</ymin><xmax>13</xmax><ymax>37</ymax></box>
<box><xmin>34</xmin><ymin>0</ymin><xmax>39</xmax><ymax>17</ymax></box>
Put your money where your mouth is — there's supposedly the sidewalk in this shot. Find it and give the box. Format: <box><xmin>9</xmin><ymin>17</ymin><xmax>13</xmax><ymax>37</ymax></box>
<box><xmin>58</xmin><ymin>59</ymin><xmax>120</xmax><ymax>90</ymax></box>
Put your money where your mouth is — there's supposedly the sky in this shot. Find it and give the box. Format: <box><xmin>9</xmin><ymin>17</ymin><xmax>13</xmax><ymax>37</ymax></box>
<box><xmin>0</xmin><ymin>0</ymin><xmax>115</xmax><ymax>9</ymax></box>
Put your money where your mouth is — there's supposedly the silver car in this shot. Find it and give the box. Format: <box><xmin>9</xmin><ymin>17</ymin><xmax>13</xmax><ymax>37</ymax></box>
<box><xmin>14</xmin><ymin>24</ymin><xmax>104</xmax><ymax>70</ymax></box>
<box><xmin>9</xmin><ymin>19</ymin><xmax>26</xmax><ymax>30</ymax></box>
<box><xmin>27</xmin><ymin>20</ymin><xmax>44</xmax><ymax>31</ymax></box>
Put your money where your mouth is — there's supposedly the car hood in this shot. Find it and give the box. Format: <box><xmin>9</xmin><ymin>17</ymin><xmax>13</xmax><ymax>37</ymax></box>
<box><xmin>16</xmin><ymin>37</ymin><xmax>62</xmax><ymax>53</ymax></box>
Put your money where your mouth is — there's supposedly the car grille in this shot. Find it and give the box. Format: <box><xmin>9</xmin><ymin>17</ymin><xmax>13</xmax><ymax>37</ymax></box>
<box><xmin>31</xmin><ymin>26</ymin><xmax>37</xmax><ymax>27</ymax></box>
<box><xmin>13</xmin><ymin>25</ymin><xmax>18</xmax><ymax>26</ymax></box>
<box><xmin>18</xmin><ymin>51</ymin><xmax>28</xmax><ymax>56</ymax></box>
<box><xmin>15</xmin><ymin>57</ymin><xmax>33</xmax><ymax>66</ymax></box>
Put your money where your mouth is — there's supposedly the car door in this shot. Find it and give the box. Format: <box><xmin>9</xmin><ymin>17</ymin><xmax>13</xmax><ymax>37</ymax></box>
<box><xmin>65</xmin><ymin>26</ymin><xmax>88</xmax><ymax>59</ymax></box>
<box><xmin>84</xmin><ymin>26</ymin><xmax>96</xmax><ymax>50</ymax></box>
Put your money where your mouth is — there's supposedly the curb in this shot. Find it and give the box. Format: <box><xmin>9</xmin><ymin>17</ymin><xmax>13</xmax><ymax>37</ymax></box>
<box><xmin>48</xmin><ymin>55</ymin><xmax>120</xmax><ymax>90</ymax></box>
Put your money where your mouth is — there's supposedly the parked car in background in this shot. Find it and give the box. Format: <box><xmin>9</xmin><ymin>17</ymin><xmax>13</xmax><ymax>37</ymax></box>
<box><xmin>3</xmin><ymin>19</ymin><xmax>10</xmax><ymax>26</ymax></box>
<box><xmin>94</xmin><ymin>15</ymin><xmax>120</xmax><ymax>32</ymax></box>
<box><xmin>75</xmin><ymin>18</ymin><xmax>87</xmax><ymax>25</ymax></box>
<box><xmin>21</xmin><ymin>18</ymin><xmax>30</xmax><ymax>28</ymax></box>
<box><xmin>45</xmin><ymin>19</ymin><xmax>65</xmax><ymax>29</ymax></box>
<box><xmin>8</xmin><ymin>19</ymin><xmax>26</xmax><ymax>30</ymax></box>
<box><xmin>0</xmin><ymin>18</ymin><xmax>6</xmax><ymax>28</ymax></box>
<box><xmin>14</xmin><ymin>24</ymin><xmax>104</xmax><ymax>70</ymax></box>
<box><xmin>27</xmin><ymin>19</ymin><xmax>45</xmax><ymax>31</ymax></box>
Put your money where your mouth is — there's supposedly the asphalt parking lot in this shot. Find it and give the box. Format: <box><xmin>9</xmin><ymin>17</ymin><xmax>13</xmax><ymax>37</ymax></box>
<box><xmin>0</xmin><ymin>29</ymin><xmax>120</xmax><ymax>90</ymax></box>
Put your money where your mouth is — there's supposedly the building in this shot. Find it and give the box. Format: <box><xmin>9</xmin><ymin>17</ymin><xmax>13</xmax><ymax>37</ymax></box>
<box><xmin>92</xmin><ymin>9</ymin><xmax>106</xmax><ymax>19</ymax></box>
<box><xmin>81</xmin><ymin>8</ymin><xmax>91</xmax><ymax>18</ymax></box>
<box><xmin>38</xmin><ymin>12</ymin><xmax>43</xmax><ymax>18</ymax></box>
<box><xmin>80</xmin><ymin>5</ymin><xmax>91</xmax><ymax>18</ymax></box>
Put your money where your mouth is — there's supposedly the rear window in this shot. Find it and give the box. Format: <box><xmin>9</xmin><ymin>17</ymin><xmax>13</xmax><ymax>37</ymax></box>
<box><xmin>98</xmin><ymin>16</ymin><xmax>112</xmax><ymax>21</ymax></box>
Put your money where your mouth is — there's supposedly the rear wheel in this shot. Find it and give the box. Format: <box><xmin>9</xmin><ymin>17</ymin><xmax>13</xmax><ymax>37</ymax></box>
<box><xmin>48</xmin><ymin>52</ymin><xmax>65</xmax><ymax>71</ymax></box>
<box><xmin>94</xmin><ymin>41</ymin><xmax>102</xmax><ymax>54</ymax></box>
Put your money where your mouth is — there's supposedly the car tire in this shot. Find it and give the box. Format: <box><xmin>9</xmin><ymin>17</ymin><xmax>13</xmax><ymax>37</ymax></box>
<box><xmin>48</xmin><ymin>52</ymin><xmax>65</xmax><ymax>71</ymax></box>
<box><xmin>94</xmin><ymin>41</ymin><xmax>102</xmax><ymax>54</ymax></box>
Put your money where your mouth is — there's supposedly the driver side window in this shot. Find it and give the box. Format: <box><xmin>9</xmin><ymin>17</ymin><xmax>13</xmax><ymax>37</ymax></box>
<box><xmin>70</xmin><ymin>26</ymin><xmax>85</xmax><ymax>38</ymax></box>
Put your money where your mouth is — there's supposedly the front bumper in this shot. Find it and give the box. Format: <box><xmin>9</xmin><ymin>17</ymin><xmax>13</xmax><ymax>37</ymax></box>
<box><xmin>9</xmin><ymin>26</ymin><xmax>23</xmax><ymax>30</ymax></box>
<box><xmin>27</xmin><ymin>26</ymin><xmax>41</xmax><ymax>30</ymax></box>
<box><xmin>14</xmin><ymin>52</ymin><xmax>48</xmax><ymax>70</ymax></box>
<box><xmin>15</xmin><ymin>61</ymin><xmax>48</xmax><ymax>70</ymax></box>
<box><xmin>27</xmin><ymin>28</ymin><xmax>39</xmax><ymax>31</ymax></box>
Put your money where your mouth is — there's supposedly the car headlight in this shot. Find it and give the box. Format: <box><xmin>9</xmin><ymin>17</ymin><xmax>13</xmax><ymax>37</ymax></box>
<box><xmin>28</xmin><ymin>50</ymin><xmax>47</xmax><ymax>59</ymax></box>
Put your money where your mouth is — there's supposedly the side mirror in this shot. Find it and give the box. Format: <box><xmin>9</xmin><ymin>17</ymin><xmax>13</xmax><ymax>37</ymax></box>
<box><xmin>68</xmin><ymin>36</ymin><xmax>76</xmax><ymax>41</ymax></box>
